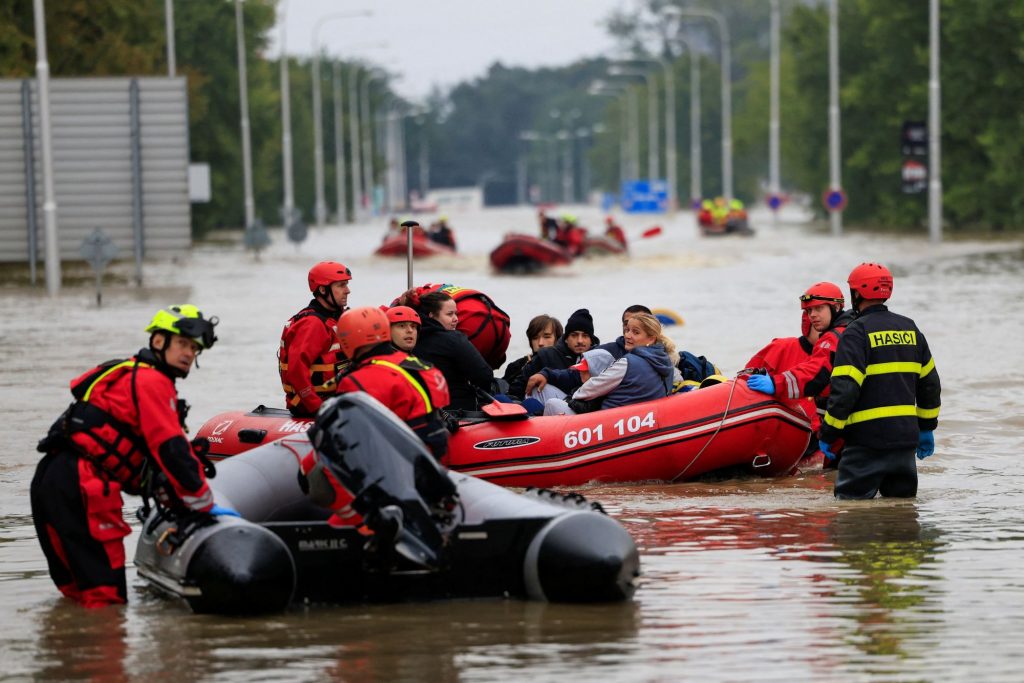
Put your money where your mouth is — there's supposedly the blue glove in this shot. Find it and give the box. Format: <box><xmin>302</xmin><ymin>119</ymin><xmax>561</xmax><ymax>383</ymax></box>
<box><xmin>747</xmin><ymin>374</ymin><xmax>775</xmax><ymax>395</ymax></box>
<box><xmin>209</xmin><ymin>504</ymin><xmax>241</xmax><ymax>517</ymax></box>
<box><xmin>916</xmin><ymin>431</ymin><xmax>935</xmax><ymax>460</ymax></box>
<box><xmin>819</xmin><ymin>440</ymin><xmax>837</xmax><ymax>462</ymax></box>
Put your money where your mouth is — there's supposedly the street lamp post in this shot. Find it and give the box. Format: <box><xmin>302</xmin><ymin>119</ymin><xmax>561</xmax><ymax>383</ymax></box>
<box><xmin>665</xmin><ymin>7</ymin><xmax>732</xmax><ymax>201</ymax></box>
<box><xmin>310</xmin><ymin>11</ymin><xmax>372</xmax><ymax>226</ymax></box>
<box><xmin>165</xmin><ymin>0</ymin><xmax>176</xmax><ymax>76</ymax></box>
<box><xmin>828</xmin><ymin>0</ymin><xmax>842</xmax><ymax>236</ymax></box>
<box><xmin>588</xmin><ymin>82</ymin><xmax>631</xmax><ymax>191</ymax></box>
<box><xmin>928</xmin><ymin>0</ymin><xmax>942</xmax><ymax>243</ymax></box>
<box><xmin>361</xmin><ymin>70</ymin><xmax>387</xmax><ymax>217</ymax></box>
<box><xmin>332</xmin><ymin>61</ymin><xmax>347</xmax><ymax>223</ymax></box>
<box><xmin>279</xmin><ymin>1</ymin><xmax>294</xmax><ymax>222</ymax></box>
<box><xmin>235</xmin><ymin>0</ymin><xmax>255</xmax><ymax>229</ymax></box>
<box><xmin>769</xmin><ymin>0</ymin><xmax>781</xmax><ymax>220</ymax></box>
<box><xmin>32</xmin><ymin>0</ymin><xmax>60</xmax><ymax>294</ymax></box>
<box><xmin>609</xmin><ymin>65</ymin><xmax>659</xmax><ymax>182</ymax></box>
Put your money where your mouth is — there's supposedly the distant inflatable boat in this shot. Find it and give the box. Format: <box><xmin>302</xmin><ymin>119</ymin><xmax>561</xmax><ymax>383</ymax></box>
<box><xmin>581</xmin><ymin>234</ymin><xmax>628</xmax><ymax>256</ymax></box>
<box><xmin>374</xmin><ymin>232</ymin><xmax>456</xmax><ymax>257</ymax></box>
<box><xmin>195</xmin><ymin>381</ymin><xmax>811</xmax><ymax>488</ymax></box>
<box><xmin>137</xmin><ymin>393</ymin><xmax>638</xmax><ymax>615</ymax></box>
<box><xmin>489</xmin><ymin>233</ymin><xmax>573</xmax><ymax>273</ymax></box>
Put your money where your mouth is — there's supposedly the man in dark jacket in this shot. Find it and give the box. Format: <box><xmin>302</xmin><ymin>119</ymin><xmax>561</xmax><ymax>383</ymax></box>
<box><xmin>523</xmin><ymin>308</ymin><xmax>597</xmax><ymax>378</ymax></box>
<box><xmin>819</xmin><ymin>263</ymin><xmax>941</xmax><ymax>499</ymax></box>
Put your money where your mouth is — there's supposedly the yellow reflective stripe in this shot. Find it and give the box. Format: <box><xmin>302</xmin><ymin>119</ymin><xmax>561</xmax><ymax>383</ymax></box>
<box><xmin>82</xmin><ymin>361</ymin><xmax>152</xmax><ymax>401</ymax></box>
<box><xmin>866</xmin><ymin>361</ymin><xmax>922</xmax><ymax>376</ymax></box>
<box><xmin>919</xmin><ymin>357</ymin><xmax>935</xmax><ymax>377</ymax></box>
<box><xmin>823</xmin><ymin>411</ymin><xmax>847</xmax><ymax>429</ymax></box>
<box><xmin>370</xmin><ymin>360</ymin><xmax>432</xmax><ymax>412</ymax></box>
<box><xmin>831</xmin><ymin>365</ymin><xmax>865</xmax><ymax>385</ymax></box>
<box><xmin>917</xmin><ymin>406</ymin><xmax>940</xmax><ymax>419</ymax></box>
<box><xmin>845</xmin><ymin>404</ymin><xmax>917</xmax><ymax>425</ymax></box>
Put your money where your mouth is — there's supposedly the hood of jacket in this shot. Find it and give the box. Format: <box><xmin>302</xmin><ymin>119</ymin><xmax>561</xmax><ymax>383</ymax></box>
<box><xmin>631</xmin><ymin>343</ymin><xmax>674</xmax><ymax>379</ymax></box>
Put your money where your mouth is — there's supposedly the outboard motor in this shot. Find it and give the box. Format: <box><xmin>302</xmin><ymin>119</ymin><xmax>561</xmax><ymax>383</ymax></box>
<box><xmin>309</xmin><ymin>393</ymin><xmax>458</xmax><ymax>570</ymax></box>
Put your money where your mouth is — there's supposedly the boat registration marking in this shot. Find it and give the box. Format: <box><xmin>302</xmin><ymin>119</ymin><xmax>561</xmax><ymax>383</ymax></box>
<box><xmin>563</xmin><ymin>411</ymin><xmax>656</xmax><ymax>449</ymax></box>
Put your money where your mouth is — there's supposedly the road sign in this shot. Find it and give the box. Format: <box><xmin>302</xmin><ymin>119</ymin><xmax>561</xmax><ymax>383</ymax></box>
<box><xmin>621</xmin><ymin>180</ymin><xmax>668</xmax><ymax>213</ymax></box>
<box><xmin>901</xmin><ymin>159</ymin><xmax>928</xmax><ymax>194</ymax></box>
<box><xmin>79</xmin><ymin>228</ymin><xmax>119</xmax><ymax>306</ymax></box>
<box><xmin>822</xmin><ymin>188</ymin><xmax>847</xmax><ymax>213</ymax></box>
<box><xmin>243</xmin><ymin>219</ymin><xmax>271</xmax><ymax>252</ymax></box>
<box><xmin>767</xmin><ymin>194</ymin><xmax>783</xmax><ymax>211</ymax></box>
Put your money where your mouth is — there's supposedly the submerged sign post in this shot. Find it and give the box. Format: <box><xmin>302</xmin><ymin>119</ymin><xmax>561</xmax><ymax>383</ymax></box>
<box><xmin>79</xmin><ymin>227</ymin><xmax>119</xmax><ymax>307</ymax></box>
<box><xmin>621</xmin><ymin>180</ymin><xmax>668</xmax><ymax>213</ymax></box>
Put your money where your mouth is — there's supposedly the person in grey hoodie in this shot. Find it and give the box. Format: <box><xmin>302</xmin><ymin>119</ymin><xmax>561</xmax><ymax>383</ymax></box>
<box><xmin>544</xmin><ymin>313</ymin><xmax>677</xmax><ymax>416</ymax></box>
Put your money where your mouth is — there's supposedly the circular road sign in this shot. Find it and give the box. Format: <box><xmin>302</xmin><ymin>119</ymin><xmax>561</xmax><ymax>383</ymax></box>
<box><xmin>767</xmin><ymin>194</ymin><xmax>783</xmax><ymax>211</ymax></box>
<box><xmin>822</xmin><ymin>188</ymin><xmax>848</xmax><ymax>213</ymax></box>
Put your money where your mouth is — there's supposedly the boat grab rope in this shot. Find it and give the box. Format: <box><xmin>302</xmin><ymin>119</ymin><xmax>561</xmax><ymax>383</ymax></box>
<box><xmin>669</xmin><ymin>377</ymin><xmax>741</xmax><ymax>483</ymax></box>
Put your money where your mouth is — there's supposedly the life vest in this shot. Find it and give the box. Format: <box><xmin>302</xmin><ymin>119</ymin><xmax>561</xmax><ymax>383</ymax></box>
<box><xmin>342</xmin><ymin>349</ymin><xmax>450</xmax><ymax>421</ymax></box>
<box><xmin>278</xmin><ymin>306</ymin><xmax>347</xmax><ymax>410</ymax></box>
<box><xmin>404</xmin><ymin>284</ymin><xmax>511</xmax><ymax>370</ymax></box>
<box><xmin>55</xmin><ymin>358</ymin><xmax>156</xmax><ymax>494</ymax></box>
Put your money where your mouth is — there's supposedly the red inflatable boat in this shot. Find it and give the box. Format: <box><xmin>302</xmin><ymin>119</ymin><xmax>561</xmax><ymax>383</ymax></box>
<box><xmin>194</xmin><ymin>381</ymin><xmax>811</xmax><ymax>487</ymax></box>
<box><xmin>489</xmin><ymin>233</ymin><xmax>573</xmax><ymax>273</ymax></box>
<box><xmin>374</xmin><ymin>232</ymin><xmax>456</xmax><ymax>257</ymax></box>
<box><xmin>581</xmin><ymin>234</ymin><xmax>628</xmax><ymax>256</ymax></box>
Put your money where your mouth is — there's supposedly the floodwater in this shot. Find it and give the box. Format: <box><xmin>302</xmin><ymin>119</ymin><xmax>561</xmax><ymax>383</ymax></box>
<box><xmin>2</xmin><ymin>205</ymin><xmax>1023</xmax><ymax>681</ymax></box>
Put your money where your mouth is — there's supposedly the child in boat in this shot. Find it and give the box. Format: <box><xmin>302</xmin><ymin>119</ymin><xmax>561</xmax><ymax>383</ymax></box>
<box><xmin>544</xmin><ymin>313</ymin><xmax>677</xmax><ymax>416</ymax></box>
<box><xmin>502</xmin><ymin>314</ymin><xmax>563</xmax><ymax>400</ymax></box>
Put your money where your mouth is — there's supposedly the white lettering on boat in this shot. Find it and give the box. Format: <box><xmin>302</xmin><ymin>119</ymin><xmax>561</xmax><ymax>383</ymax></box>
<box><xmin>278</xmin><ymin>420</ymin><xmax>312</xmax><ymax>434</ymax></box>
<box><xmin>564</xmin><ymin>411</ymin><xmax>656</xmax><ymax>449</ymax></box>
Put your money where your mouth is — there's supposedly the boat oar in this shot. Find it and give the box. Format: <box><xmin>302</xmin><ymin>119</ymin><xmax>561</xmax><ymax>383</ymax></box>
<box><xmin>474</xmin><ymin>386</ymin><xmax>529</xmax><ymax>420</ymax></box>
<box><xmin>641</xmin><ymin>225</ymin><xmax>663</xmax><ymax>239</ymax></box>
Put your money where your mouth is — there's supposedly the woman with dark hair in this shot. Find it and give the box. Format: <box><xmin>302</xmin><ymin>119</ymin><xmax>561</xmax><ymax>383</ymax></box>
<box><xmin>501</xmin><ymin>314</ymin><xmax>563</xmax><ymax>400</ymax></box>
<box><xmin>402</xmin><ymin>289</ymin><xmax>494</xmax><ymax>412</ymax></box>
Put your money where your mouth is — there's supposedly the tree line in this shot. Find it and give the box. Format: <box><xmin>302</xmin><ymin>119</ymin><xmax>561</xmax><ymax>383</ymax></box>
<box><xmin>2</xmin><ymin>1</ymin><xmax>1021</xmax><ymax>233</ymax></box>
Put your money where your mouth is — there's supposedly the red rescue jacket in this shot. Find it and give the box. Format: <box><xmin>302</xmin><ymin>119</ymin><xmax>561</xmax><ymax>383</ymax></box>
<box><xmin>337</xmin><ymin>344</ymin><xmax>451</xmax><ymax>457</ymax></box>
<box><xmin>745</xmin><ymin>336</ymin><xmax>819</xmax><ymax>431</ymax></box>
<box><xmin>279</xmin><ymin>300</ymin><xmax>347</xmax><ymax>415</ymax></box>
<box><xmin>60</xmin><ymin>352</ymin><xmax>212</xmax><ymax>510</ymax></box>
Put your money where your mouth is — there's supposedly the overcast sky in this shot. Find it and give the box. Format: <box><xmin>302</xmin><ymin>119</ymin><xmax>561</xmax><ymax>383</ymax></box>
<box><xmin>276</xmin><ymin>0</ymin><xmax>633</xmax><ymax>99</ymax></box>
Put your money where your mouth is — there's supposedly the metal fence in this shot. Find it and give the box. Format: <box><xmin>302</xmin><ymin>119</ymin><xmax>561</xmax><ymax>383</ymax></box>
<box><xmin>0</xmin><ymin>77</ymin><xmax>191</xmax><ymax>268</ymax></box>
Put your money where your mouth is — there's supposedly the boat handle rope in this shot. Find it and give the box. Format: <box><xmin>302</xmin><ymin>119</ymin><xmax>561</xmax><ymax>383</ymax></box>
<box><xmin>669</xmin><ymin>376</ymin><xmax>741</xmax><ymax>483</ymax></box>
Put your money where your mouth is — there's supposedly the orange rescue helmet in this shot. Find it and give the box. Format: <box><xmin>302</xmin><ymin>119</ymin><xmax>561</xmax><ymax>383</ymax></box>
<box><xmin>308</xmin><ymin>261</ymin><xmax>352</xmax><ymax>292</ymax></box>
<box><xmin>336</xmin><ymin>306</ymin><xmax>389</xmax><ymax>358</ymax></box>
<box><xmin>386</xmin><ymin>306</ymin><xmax>421</xmax><ymax>326</ymax></box>
<box><xmin>847</xmin><ymin>262</ymin><xmax>893</xmax><ymax>301</ymax></box>
<box><xmin>799</xmin><ymin>281</ymin><xmax>845</xmax><ymax>312</ymax></box>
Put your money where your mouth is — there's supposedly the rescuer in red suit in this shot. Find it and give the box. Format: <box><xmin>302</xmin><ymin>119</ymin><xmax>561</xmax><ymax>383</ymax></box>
<box><xmin>743</xmin><ymin>282</ymin><xmax>854</xmax><ymax>460</ymax></box>
<box><xmin>299</xmin><ymin>307</ymin><xmax>452</xmax><ymax>527</ymax></box>
<box><xmin>30</xmin><ymin>305</ymin><xmax>233</xmax><ymax>608</ymax></box>
<box><xmin>279</xmin><ymin>261</ymin><xmax>352</xmax><ymax>417</ymax></box>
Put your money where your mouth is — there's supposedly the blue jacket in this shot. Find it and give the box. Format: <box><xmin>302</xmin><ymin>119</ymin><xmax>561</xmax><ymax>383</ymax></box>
<box><xmin>575</xmin><ymin>343</ymin><xmax>674</xmax><ymax>409</ymax></box>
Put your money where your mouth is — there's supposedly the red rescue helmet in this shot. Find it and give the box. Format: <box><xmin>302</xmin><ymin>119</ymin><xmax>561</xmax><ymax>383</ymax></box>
<box><xmin>799</xmin><ymin>281</ymin><xmax>845</xmax><ymax>312</ymax></box>
<box><xmin>386</xmin><ymin>306</ymin><xmax>421</xmax><ymax>326</ymax></box>
<box><xmin>847</xmin><ymin>262</ymin><xmax>893</xmax><ymax>301</ymax></box>
<box><xmin>336</xmin><ymin>306</ymin><xmax>389</xmax><ymax>358</ymax></box>
<box><xmin>308</xmin><ymin>261</ymin><xmax>352</xmax><ymax>292</ymax></box>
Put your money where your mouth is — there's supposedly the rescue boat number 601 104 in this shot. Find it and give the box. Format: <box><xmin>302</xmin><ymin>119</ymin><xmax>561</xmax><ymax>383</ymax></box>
<box><xmin>563</xmin><ymin>411</ymin><xmax>656</xmax><ymax>448</ymax></box>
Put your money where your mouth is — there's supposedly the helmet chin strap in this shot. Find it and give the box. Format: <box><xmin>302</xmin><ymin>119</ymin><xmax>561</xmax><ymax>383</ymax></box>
<box><xmin>318</xmin><ymin>285</ymin><xmax>342</xmax><ymax>312</ymax></box>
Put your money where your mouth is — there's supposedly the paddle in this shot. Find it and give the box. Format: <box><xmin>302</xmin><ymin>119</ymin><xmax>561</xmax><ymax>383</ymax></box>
<box><xmin>474</xmin><ymin>386</ymin><xmax>529</xmax><ymax>420</ymax></box>
<box><xmin>641</xmin><ymin>225</ymin><xmax>663</xmax><ymax>239</ymax></box>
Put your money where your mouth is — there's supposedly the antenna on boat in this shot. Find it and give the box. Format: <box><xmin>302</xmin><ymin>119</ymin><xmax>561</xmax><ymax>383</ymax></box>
<box><xmin>401</xmin><ymin>220</ymin><xmax>419</xmax><ymax>290</ymax></box>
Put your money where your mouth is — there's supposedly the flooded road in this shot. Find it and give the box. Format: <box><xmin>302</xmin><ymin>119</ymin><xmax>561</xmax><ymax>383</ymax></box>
<box><xmin>2</xmin><ymin>206</ymin><xmax>1023</xmax><ymax>681</ymax></box>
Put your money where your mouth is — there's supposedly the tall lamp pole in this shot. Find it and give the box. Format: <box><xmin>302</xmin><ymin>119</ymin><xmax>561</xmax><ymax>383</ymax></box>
<box><xmin>310</xmin><ymin>11</ymin><xmax>372</xmax><ymax>227</ymax></box>
<box><xmin>33</xmin><ymin>0</ymin><xmax>60</xmax><ymax>294</ymax></box>
<box><xmin>769</xmin><ymin>0</ymin><xmax>781</xmax><ymax>219</ymax></box>
<box><xmin>279</xmin><ymin>1</ymin><xmax>294</xmax><ymax>222</ymax></box>
<box><xmin>828</xmin><ymin>0</ymin><xmax>842</xmax><ymax>236</ymax></box>
<box><xmin>928</xmin><ymin>0</ymin><xmax>942</xmax><ymax>243</ymax></box>
<box><xmin>235</xmin><ymin>0</ymin><xmax>255</xmax><ymax>229</ymax></box>
<box><xmin>165</xmin><ymin>0</ymin><xmax>176</xmax><ymax>76</ymax></box>
<box><xmin>665</xmin><ymin>8</ymin><xmax>732</xmax><ymax>201</ymax></box>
